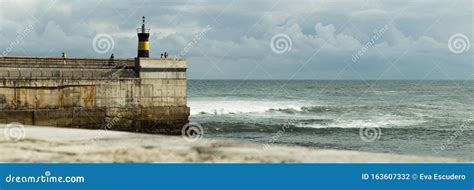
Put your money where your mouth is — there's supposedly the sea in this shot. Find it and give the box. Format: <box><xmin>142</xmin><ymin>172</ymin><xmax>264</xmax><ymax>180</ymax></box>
<box><xmin>188</xmin><ymin>80</ymin><xmax>473</xmax><ymax>160</ymax></box>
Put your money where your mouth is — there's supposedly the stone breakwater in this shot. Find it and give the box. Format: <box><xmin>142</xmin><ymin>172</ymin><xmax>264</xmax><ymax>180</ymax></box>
<box><xmin>0</xmin><ymin>56</ymin><xmax>189</xmax><ymax>134</ymax></box>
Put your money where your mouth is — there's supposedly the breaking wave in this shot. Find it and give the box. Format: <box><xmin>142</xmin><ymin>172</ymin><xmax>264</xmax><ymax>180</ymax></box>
<box><xmin>188</xmin><ymin>100</ymin><xmax>307</xmax><ymax>115</ymax></box>
<box><xmin>189</xmin><ymin>99</ymin><xmax>434</xmax><ymax>116</ymax></box>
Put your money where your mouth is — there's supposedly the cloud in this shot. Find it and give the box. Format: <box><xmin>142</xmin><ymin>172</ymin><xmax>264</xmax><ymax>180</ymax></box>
<box><xmin>0</xmin><ymin>0</ymin><xmax>472</xmax><ymax>79</ymax></box>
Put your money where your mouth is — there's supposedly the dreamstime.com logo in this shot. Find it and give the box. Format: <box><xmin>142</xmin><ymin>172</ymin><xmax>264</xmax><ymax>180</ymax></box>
<box><xmin>262</xmin><ymin>119</ymin><xmax>299</xmax><ymax>150</ymax></box>
<box><xmin>92</xmin><ymin>33</ymin><xmax>115</xmax><ymax>54</ymax></box>
<box><xmin>3</xmin><ymin>122</ymin><xmax>25</xmax><ymax>142</ymax></box>
<box><xmin>175</xmin><ymin>25</ymin><xmax>212</xmax><ymax>59</ymax></box>
<box><xmin>2</xmin><ymin>23</ymin><xmax>34</xmax><ymax>56</ymax></box>
<box><xmin>448</xmin><ymin>33</ymin><xmax>470</xmax><ymax>54</ymax></box>
<box><xmin>270</xmin><ymin>33</ymin><xmax>292</xmax><ymax>54</ymax></box>
<box><xmin>351</xmin><ymin>24</ymin><xmax>390</xmax><ymax>63</ymax></box>
<box><xmin>181</xmin><ymin>122</ymin><xmax>204</xmax><ymax>142</ymax></box>
<box><xmin>436</xmin><ymin>119</ymin><xmax>472</xmax><ymax>152</ymax></box>
<box><xmin>5</xmin><ymin>171</ymin><xmax>85</xmax><ymax>184</ymax></box>
<box><xmin>359</xmin><ymin>126</ymin><xmax>382</xmax><ymax>142</ymax></box>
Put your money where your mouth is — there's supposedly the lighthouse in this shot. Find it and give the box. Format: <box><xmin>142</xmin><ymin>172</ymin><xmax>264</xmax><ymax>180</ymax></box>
<box><xmin>137</xmin><ymin>16</ymin><xmax>150</xmax><ymax>57</ymax></box>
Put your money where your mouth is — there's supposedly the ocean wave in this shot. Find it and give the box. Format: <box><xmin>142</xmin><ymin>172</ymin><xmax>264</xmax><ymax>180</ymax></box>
<box><xmin>188</xmin><ymin>100</ymin><xmax>307</xmax><ymax>115</ymax></box>
<box><xmin>298</xmin><ymin>119</ymin><xmax>423</xmax><ymax>129</ymax></box>
<box><xmin>267</xmin><ymin>106</ymin><xmax>348</xmax><ymax>114</ymax></box>
<box><xmin>188</xmin><ymin>99</ymin><xmax>371</xmax><ymax>115</ymax></box>
<box><xmin>198</xmin><ymin>118</ymin><xmax>424</xmax><ymax>132</ymax></box>
<box><xmin>189</xmin><ymin>99</ymin><xmax>439</xmax><ymax>117</ymax></box>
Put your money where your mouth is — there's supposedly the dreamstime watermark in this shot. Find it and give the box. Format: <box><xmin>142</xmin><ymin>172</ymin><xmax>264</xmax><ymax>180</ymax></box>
<box><xmin>175</xmin><ymin>25</ymin><xmax>211</xmax><ymax>59</ymax></box>
<box><xmin>107</xmin><ymin>67</ymin><xmax>125</xmax><ymax>79</ymax></box>
<box><xmin>262</xmin><ymin>119</ymin><xmax>298</xmax><ymax>150</ymax></box>
<box><xmin>2</xmin><ymin>23</ymin><xmax>35</xmax><ymax>56</ymax></box>
<box><xmin>5</xmin><ymin>171</ymin><xmax>85</xmax><ymax>184</ymax></box>
<box><xmin>436</xmin><ymin>119</ymin><xmax>472</xmax><ymax>152</ymax></box>
<box><xmin>3</xmin><ymin>122</ymin><xmax>25</xmax><ymax>142</ymax></box>
<box><xmin>448</xmin><ymin>33</ymin><xmax>470</xmax><ymax>54</ymax></box>
<box><xmin>181</xmin><ymin>122</ymin><xmax>204</xmax><ymax>142</ymax></box>
<box><xmin>92</xmin><ymin>33</ymin><xmax>115</xmax><ymax>54</ymax></box>
<box><xmin>104</xmin><ymin>111</ymin><xmax>125</xmax><ymax>131</ymax></box>
<box><xmin>351</xmin><ymin>25</ymin><xmax>389</xmax><ymax>63</ymax></box>
<box><xmin>270</xmin><ymin>33</ymin><xmax>292</xmax><ymax>54</ymax></box>
<box><xmin>463</xmin><ymin>0</ymin><xmax>473</xmax><ymax>11</ymax></box>
<box><xmin>88</xmin><ymin>109</ymin><xmax>129</xmax><ymax>146</ymax></box>
<box><xmin>359</xmin><ymin>126</ymin><xmax>382</xmax><ymax>142</ymax></box>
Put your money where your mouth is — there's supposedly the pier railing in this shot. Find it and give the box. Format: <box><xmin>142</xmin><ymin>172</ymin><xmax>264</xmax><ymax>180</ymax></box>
<box><xmin>0</xmin><ymin>56</ymin><xmax>135</xmax><ymax>68</ymax></box>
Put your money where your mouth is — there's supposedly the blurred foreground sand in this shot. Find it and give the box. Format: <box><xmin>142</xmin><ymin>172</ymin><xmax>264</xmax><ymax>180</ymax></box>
<box><xmin>0</xmin><ymin>125</ymin><xmax>465</xmax><ymax>163</ymax></box>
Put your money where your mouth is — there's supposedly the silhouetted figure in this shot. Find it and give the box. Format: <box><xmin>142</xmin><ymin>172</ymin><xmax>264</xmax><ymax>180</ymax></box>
<box><xmin>161</xmin><ymin>53</ymin><xmax>163</xmax><ymax>58</ymax></box>
<box><xmin>62</xmin><ymin>52</ymin><xmax>67</xmax><ymax>64</ymax></box>
<box><xmin>164</xmin><ymin>52</ymin><xmax>168</xmax><ymax>59</ymax></box>
<box><xmin>108</xmin><ymin>53</ymin><xmax>115</xmax><ymax>66</ymax></box>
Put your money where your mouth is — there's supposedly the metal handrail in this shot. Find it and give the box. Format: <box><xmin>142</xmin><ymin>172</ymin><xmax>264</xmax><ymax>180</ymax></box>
<box><xmin>0</xmin><ymin>56</ymin><xmax>135</xmax><ymax>67</ymax></box>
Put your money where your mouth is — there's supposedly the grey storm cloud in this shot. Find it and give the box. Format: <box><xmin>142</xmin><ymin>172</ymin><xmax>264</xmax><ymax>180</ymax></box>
<box><xmin>0</xmin><ymin>0</ymin><xmax>472</xmax><ymax>79</ymax></box>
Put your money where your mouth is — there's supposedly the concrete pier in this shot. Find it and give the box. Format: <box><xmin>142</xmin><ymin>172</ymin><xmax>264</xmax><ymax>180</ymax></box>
<box><xmin>0</xmin><ymin>56</ymin><xmax>189</xmax><ymax>134</ymax></box>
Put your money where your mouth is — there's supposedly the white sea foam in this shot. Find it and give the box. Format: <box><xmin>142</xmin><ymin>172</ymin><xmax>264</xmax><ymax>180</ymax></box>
<box><xmin>298</xmin><ymin>118</ymin><xmax>424</xmax><ymax>129</ymax></box>
<box><xmin>188</xmin><ymin>99</ymin><xmax>307</xmax><ymax>115</ymax></box>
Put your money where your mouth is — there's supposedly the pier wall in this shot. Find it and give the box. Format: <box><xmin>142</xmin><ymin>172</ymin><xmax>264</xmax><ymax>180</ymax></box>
<box><xmin>0</xmin><ymin>56</ymin><xmax>189</xmax><ymax>134</ymax></box>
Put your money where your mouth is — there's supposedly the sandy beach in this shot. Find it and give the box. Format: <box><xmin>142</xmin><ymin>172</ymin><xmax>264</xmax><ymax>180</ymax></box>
<box><xmin>0</xmin><ymin>124</ymin><xmax>466</xmax><ymax>163</ymax></box>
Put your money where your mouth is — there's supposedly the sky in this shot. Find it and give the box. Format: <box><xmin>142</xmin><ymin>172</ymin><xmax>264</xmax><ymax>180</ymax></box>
<box><xmin>0</xmin><ymin>0</ymin><xmax>472</xmax><ymax>80</ymax></box>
